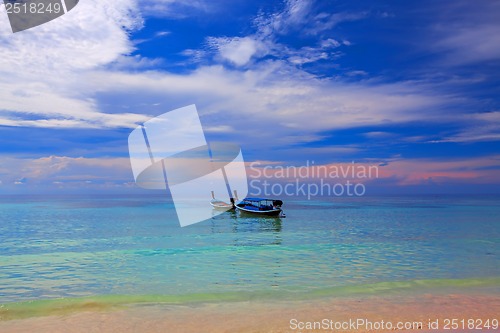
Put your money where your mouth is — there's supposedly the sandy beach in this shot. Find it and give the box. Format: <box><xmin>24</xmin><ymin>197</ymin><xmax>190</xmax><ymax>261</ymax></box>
<box><xmin>1</xmin><ymin>290</ymin><xmax>499</xmax><ymax>333</ymax></box>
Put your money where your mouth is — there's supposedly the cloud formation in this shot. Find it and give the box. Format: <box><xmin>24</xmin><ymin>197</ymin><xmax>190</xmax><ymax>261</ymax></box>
<box><xmin>0</xmin><ymin>0</ymin><xmax>499</xmax><ymax>194</ymax></box>
<box><xmin>201</xmin><ymin>0</ymin><xmax>355</xmax><ymax>68</ymax></box>
<box><xmin>0</xmin><ymin>155</ymin><xmax>134</xmax><ymax>192</ymax></box>
<box><xmin>139</xmin><ymin>0</ymin><xmax>212</xmax><ymax>18</ymax></box>
<box><xmin>430</xmin><ymin>0</ymin><xmax>500</xmax><ymax>66</ymax></box>
<box><xmin>1</xmin><ymin>154</ymin><xmax>498</xmax><ymax>193</ymax></box>
<box><xmin>0</xmin><ymin>0</ymin><xmax>149</xmax><ymax>128</ymax></box>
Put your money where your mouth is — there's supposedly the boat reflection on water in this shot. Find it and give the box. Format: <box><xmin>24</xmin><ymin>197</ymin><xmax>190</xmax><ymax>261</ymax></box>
<box><xmin>210</xmin><ymin>210</ymin><xmax>283</xmax><ymax>233</ymax></box>
<box><xmin>229</xmin><ymin>216</ymin><xmax>283</xmax><ymax>246</ymax></box>
<box><xmin>209</xmin><ymin>209</ymin><xmax>283</xmax><ymax>245</ymax></box>
<box><xmin>231</xmin><ymin>215</ymin><xmax>283</xmax><ymax>233</ymax></box>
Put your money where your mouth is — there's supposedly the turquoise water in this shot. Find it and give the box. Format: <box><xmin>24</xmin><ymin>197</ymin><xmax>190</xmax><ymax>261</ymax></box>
<box><xmin>0</xmin><ymin>195</ymin><xmax>499</xmax><ymax>306</ymax></box>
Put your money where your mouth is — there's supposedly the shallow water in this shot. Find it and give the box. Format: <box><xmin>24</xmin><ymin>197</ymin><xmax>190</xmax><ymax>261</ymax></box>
<box><xmin>0</xmin><ymin>194</ymin><xmax>499</xmax><ymax>306</ymax></box>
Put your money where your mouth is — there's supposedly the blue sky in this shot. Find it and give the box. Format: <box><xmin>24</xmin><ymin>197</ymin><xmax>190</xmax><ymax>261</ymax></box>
<box><xmin>0</xmin><ymin>0</ymin><xmax>499</xmax><ymax>194</ymax></box>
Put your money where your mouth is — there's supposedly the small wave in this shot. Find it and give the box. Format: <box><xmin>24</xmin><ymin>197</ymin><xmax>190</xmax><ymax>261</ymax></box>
<box><xmin>1</xmin><ymin>277</ymin><xmax>498</xmax><ymax>321</ymax></box>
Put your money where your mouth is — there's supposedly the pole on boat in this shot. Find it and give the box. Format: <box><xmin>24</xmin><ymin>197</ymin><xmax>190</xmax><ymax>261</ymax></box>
<box><xmin>231</xmin><ymin>190</ymin><xmax>239</xmax><ymax>208</ymax></box>
<box><xmin>207</xmin><ymin>142</ymin><xmax>234</xmax><ymax>207</ymax></box>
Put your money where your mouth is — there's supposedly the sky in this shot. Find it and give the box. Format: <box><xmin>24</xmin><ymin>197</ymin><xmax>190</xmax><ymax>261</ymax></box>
<box><xmin>0</xmin><ymin>0</ymin><xmax>499</xmax><ymax>194</ymax></box>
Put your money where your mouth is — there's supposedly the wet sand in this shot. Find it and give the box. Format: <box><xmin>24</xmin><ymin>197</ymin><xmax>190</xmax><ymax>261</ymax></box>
<box><xmin>1</xmin><ymin>291</ymin><xmax>499</xmax><ymax>333</ymax></box>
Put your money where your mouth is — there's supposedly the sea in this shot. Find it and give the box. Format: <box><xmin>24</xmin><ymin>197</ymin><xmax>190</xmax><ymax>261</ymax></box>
<box><xmin>0</xmin><ymin>194</ymin><xmax>499</xmax><ymax>317</ymax></box>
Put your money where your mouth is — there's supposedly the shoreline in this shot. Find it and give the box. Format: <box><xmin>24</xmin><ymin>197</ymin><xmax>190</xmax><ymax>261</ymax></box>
<box><xmin>0</xmin><ymin>291</ymin><xmax>498</xmax><ymax>332</ymax></box>
<box><xmin>1</xmin><ymin>277</ymin><xmax>499</xmax><ymax>321</ymax></box>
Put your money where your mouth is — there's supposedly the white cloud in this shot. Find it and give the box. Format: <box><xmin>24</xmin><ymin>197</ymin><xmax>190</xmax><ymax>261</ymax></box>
<box><xmin>429</xmin><ymin>1</ymin><xmax>500</xmax><ymax>66</ymax></box>
<box><xmin>346</xmin><ymin>70</ymin><xmax>368</xmax><ymax>77</ymax></box>
<box><xmin>379</xmin><ymin>155</ymin><xmax>500</xmax><ymax>186</ymax></box>
<box><xmin>363</xmin><ymin>131</ymin><xmax>395</xmax><ymax>139</ymax></box>
<box><xmin>204</xmin><ymin>125</ymin><xmax>235</xmax><ymax>133</ymax></box>
<box><xmin>254</xmin><ymin>0</ymin><xmax>313</xmax><ymax>37</ymax></box>
<box><xmin>253</xmin><ymin>0</ymin><xmax>367</xmax><ymax>37</ymax></box>
<box><xmin>207</xmin><ymin>36</ymin><xmax>266</xmax><ymax>67</ymax></box>
<box><xmin>197</xmin><ymin>1</ymin><xmax>354</xmax><ymax>68</ymax></box>
<box><xmin>320</xmin><ymin>38</ymin><xmax>341</xmax><ymax>48</ymax></box>
<box><xmin>286</xmin><ymin>47</ymin><xmax>330</xmax><ymax>65</ymax></box>
<box><xmin>433</xmin><ymin>112</ymin><xmax>500</xmax><ymax>143</ymax></box>
<box><xmin>0</xmin><ymin>0</ymin><xmax>142</xmax><ymax>71</ymax></box>
<box><xmin>155</xmin><ymin>31</ymin><xmax>171</xmax><ymax>37</ymax></box>
<box><xmin>111</xmin><ymin>54</ymin><xmax>165</xmax><ymax>70</ymax></box>
<box><xmin>82</xmin><ymin>61</ymin><xmax>452</xmax><ymax>150</ymax></box>
<box><xmin>0</xmin><ymin>155</ymin><xmax>143</xmax><ymax>192</ymax></box>
<box><xmin>0</xmin><ymin>0</ymin><xmax>149</xmax><ymax>129</ymax></box>
<box><xmin>204</xmin><ymin>34</ymin><xmax>343</xmax><ymax>67</ymax></box>
<box><xmin>306</xmin><ymin>11</ymin><xmax>367</xmax><ymax>35</ymax></box>
<box><xmin>437</xmin><ymin>25</ymin><xmax>500</xmax><ymax>65</ymax></box>
<box><xmin>0</xmin><ymin>155</ymin><xmax>132</xmax><ymax>184</ymax></box>
<box><xmin>11</xmin><ymin>177</ymin><xmax>27</xmax><ymax>185</ymax></box>
<box><xmin>139</xmin><ymin>0</ymin><xmax>212</xmax><ymax>18</ymax></box>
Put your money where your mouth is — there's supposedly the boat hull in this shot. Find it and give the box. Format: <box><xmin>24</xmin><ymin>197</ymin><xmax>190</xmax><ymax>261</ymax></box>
<box><xmin>236</xmin><ymin>206</ymin><xmax>282</xmax><ymax>216</ymax></box>
<box><xmin>210</xmin><ymin>201</ymin><xmax>235</xmax><ymax>210</ymax></box>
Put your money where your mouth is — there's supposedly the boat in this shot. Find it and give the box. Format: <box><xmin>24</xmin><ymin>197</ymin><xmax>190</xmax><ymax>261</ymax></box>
<box><xmin>210</xmin><ymin>199</ymin><xmax>234</xmax><ymax>210</ymax></box>
<box><xmin>210</xmin><ymin>191</ymin><xmax>236</xmax><ymax>210</ymax></box>
<box><xmin>236</xmin><ymin>198</ymin><xmax>284</xmax><ymax>217</ymax></box>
